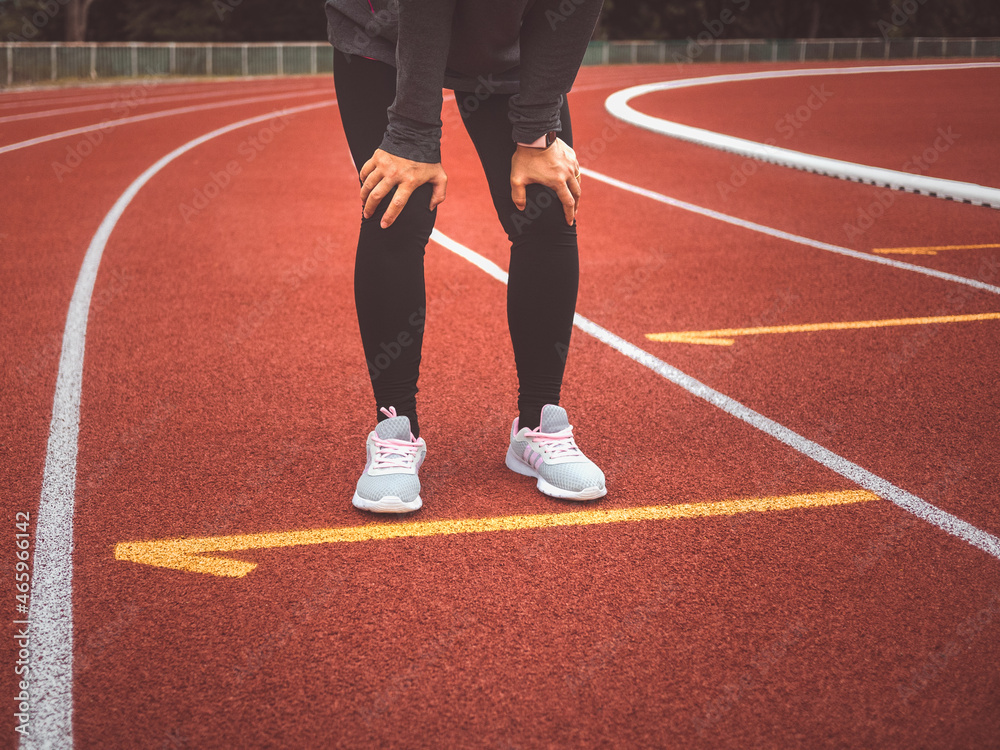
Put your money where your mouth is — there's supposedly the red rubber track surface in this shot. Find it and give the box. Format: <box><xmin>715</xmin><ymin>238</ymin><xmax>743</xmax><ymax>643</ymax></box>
<box><xmin>633</xmin><ymin>63</ymin><xmax>1000</xmax><ymax>188</ymax></box>
<box><xmin>2</xmin><ymin>65</ymin><xmax>999</xmax><ymax>748</ymax></box>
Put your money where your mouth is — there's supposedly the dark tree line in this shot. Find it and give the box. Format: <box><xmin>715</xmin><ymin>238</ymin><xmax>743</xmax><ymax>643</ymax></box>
<box><xmin>3</xmin><ymin>0</ymin><xmax>999</xmax><ymax>43</ymax></box>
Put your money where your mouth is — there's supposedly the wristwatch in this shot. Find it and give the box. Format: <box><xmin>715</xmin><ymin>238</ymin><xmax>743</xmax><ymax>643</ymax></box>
<box><xmin>518</xmin><ymin>130</ymin><xmax>558</xmax><ymax>149</ymax></box>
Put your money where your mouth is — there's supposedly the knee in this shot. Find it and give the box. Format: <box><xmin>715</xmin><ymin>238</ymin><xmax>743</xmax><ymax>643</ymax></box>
<box><xmin>362</xmin><ymin>183</ymin><xmax>437</xmax><ymax>239</ymax></box>
<box><xmin>503</xmin><ymin>184</ymin><xmax>577</xmax><ymax>243</ymax></box>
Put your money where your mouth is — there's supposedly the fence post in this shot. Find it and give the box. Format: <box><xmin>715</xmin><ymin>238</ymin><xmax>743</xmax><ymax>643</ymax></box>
<box><xmin>7</xmin><ymin>46</ymin><xmax>13</xmax><ymax>88</ymax></box>
<box><xmin>971</xmin><ymin>37</ymin><xmax>977</xmax><ymax>56</ymax></box>
<box><xmin>942</xmin><ymin>38</ymin><xmax>947</xmax><ymax>57</ymax></box>
<box><xmin>772</xmin><ymin>40</ymin><xmax>777</xmax><ymax>62</ymax></box>
<box><xmin>856</xmin><ymin>39</ymin><xmax>862</xmax><ymax>59</ymax></box>
<box><xmin>828</xmin><ymin>39</ymin><xmax>833</xmax><ymax>60</ymax></box>
<box><xmin>715</xmin><ymin>41</ymin><xmax>721</xmax><ymax>62</ymax></box>
<box><xmin>630</xmin><ymin>41</ymin><xmax>637</xmax><ymax>63</ymax></box>
<box><xmin>169</xmin><ymin>42</ymin><xmax>176</xmax><ymax>74</ymax></box>
<box><xmin>658</xmin><ymin>41</ymin><xmax>666</xmax><ymax>63</ymax></box>
<box><xmin>276</xmin><ymin>43</ymin><xmax>283</xmax><ymax>76</ymax></box>
<box><xmin>310</xmin><ymin>43</ymin><xmax>317</xmax><ymax>74</ymax></box>
<box><xmin>913</xmin><ymin>37</ymin><xmax>919</xmax><ymax>57</ymax></box>
<box><xmin>50</xmin><ymin>44</ymin><xmax>57</xmax><ymax>81</ymax></box>
<box><xmin>744</xmin><ymin>39</ymin><xmax>749</xmax><ymax>62</ymax></box>
<box><xmin>799</xmin><ymin>40</ymin><xmax>806</xmax><ymax>62</ymax></box>
<box><xmin>129</xmin><ymin>42</ymin><xmax>137</xmax><ymax>78</ymax></box>
<box><xmin>242</xmin><ymin>44</ymin><xmax>249</xmax><ymax>76</ymax></box>
<box><xmin>601</xmin><ymin>42</ymin><xmax>609</xmax><ymax>65</ymax></box>
<box><xmin>206</xmin><ymin>45</ymin><xmax>213</xmax><ymax>76</ymax></box>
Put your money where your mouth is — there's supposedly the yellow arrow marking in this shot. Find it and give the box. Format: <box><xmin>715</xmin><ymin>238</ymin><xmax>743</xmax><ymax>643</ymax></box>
<box><xmin>646</xmin><ymin>312</ymin><xmax>1000</xmax><ymax>346</ymax></box>
<box><xmin>873</xmin><ymin>243</ymin><xmax>1000</xmax><ymax>256</ymax></box>
<box><xmin>114</xmin><ymin>490</ymin><xmax>877</xmax><ymax>577</ymax></box>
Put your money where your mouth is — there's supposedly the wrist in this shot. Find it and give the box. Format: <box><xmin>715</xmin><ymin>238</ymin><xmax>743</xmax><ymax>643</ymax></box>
<box><xmin>517</xmin><ymin>130</ymin><xmax>558</xmax><ymax>150</ymax></box>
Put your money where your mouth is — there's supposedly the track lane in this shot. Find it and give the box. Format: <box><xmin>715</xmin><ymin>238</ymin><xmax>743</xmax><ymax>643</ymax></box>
<box><xmin>561</xmin><ymin>80</ymin><xmax>1000</xmax><ymax>537</ymax></box>
<box><xmin>8</xmin><ymin>63</ymin><xmax>1000</xmax><ymax>749</ymax></box>
<box><xmin>629</xmin><ymin>64</ymin><xmax>1000</xmax><ymax>189</ymax></box>
<box><xmin>0</xmin><ymin>85</ymin><xmax>335</xmax><ymax>152</ymax></box>
<box><xmin>1</xmin><ymin>87</ymin><xmax>339</xmax><ymax>747</ymax></box>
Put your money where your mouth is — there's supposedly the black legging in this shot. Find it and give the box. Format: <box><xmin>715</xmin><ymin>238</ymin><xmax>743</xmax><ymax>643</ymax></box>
<box><xmin>333</xmin><ymin>49</ymin><xmax>579</xmax><ymax>438</ymax></box>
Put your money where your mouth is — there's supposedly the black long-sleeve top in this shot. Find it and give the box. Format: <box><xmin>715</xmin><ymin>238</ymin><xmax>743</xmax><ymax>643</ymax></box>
<box><xmin>325</xmin><ymin>0</ymin><xmax>603</xmax><ymax>163</ymax></box>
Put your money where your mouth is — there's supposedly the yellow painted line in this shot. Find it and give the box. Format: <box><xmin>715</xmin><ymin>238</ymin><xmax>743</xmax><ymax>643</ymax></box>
<box><xmin>114</xmin><ymin>490</ymin><xmax>877</xmax><ymax>577</ymax></box>
<box><xmin>873</xmin><ymin>243</ymin><xmax>1000</xmax><ymax>256</ymax></box>
<box><xmin>646</xmin><ymin>312</ymin><xmax>1000</xmax><ymax>346</ymax></box>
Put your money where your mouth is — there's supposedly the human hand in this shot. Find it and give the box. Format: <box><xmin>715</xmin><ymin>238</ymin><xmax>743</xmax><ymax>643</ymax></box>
<box><xmin>359</xmin><ymin>149</ymin><xmax>448</xmax><ymax>229</ymax></box>
<box><xmin>510</xmin><ymin>138</ymin><xmax>582</xmax><ymax>226</ymax></box>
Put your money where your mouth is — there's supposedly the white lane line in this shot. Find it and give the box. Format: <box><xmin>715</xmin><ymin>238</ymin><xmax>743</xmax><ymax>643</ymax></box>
<box><xmin>0</xmin><ymin>88</ymin><xmax>334</xmax><ymax>156</ymax></box>
<box><xmin>604</xmin><ymin>62</ymin><xmax>1000</xmax><ymax>208</ymax></box>
<box><xmin>22</xmin><ymin>98</ymin><xmax>335</xmax><ymax>750</ymax></box>
<box><xmin>580</xmin><ymin>167</ymin><xmax>1000</xmax><ymax>297</ymax></box>
<box><xmin>0</xmin><ymin>83</ymin><xmax>334</xmax><ymax>123</ymax></box>
<box><xmin>430</xmin><ymin>229</ymin><xmax>1000</xmax><ymax>562</ymax></box>
<box><xmin>0</xmin><ymin>79</ymin><xmax>325</xmax><ymax>111</ymax></box>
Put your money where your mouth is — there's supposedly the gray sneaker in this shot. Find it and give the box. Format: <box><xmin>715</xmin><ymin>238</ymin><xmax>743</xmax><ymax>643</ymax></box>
<box><xmin>352</xmin><ymin>407</ymin><xmax>426</xmax><ymax>513</ymax></box>
<box><xmin>505</xmin><ymin>404</ymin><xmax>607</xmax><ymax>501</ymax></box>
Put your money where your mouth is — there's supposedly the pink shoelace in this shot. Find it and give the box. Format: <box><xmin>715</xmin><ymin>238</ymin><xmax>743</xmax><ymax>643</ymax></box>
<box><xmin>372</xmin><ymin>407</ymin><xmax>421</xmax><ymax>471</ymax></box>
<box><xmin>524</xmin><ymin>426</ymin><xmax>583</xmax><ymax>460</ymax></box>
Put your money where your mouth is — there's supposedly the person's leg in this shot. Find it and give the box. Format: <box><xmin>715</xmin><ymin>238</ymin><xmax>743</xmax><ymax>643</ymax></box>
<box><xmin>334</xmin><ymin>49</ymin><xmax>434</xmax><ymax>437</ymax></box>
<box><xmin>455</xmin><ymin>91</ymin><xmax>579</xmax><ymax>431</ymax></box>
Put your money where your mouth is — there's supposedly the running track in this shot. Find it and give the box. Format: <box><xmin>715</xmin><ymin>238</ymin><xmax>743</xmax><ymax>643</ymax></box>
<box><xmin>3</xmin><ymin>62</ymin><xmax>1000</xmax><ymax>748</ymax></box>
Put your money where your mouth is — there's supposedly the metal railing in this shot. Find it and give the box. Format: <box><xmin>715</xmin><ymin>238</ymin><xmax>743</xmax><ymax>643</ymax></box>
<box><xmin>2</xmin><ymin>38</ymin><xmax>998</xmax><ymax>88</ymax></box>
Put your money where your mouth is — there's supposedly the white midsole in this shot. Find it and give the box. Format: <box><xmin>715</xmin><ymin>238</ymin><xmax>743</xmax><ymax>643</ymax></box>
<box><xmin>352</xmin><ymin>491</ymin><xmax>422</xmax><ymax>513</ymax></box>
<box><xmin>504</xmin><ymin>446</ymin><xmax>606</xmax><ymax>501</ymax></box>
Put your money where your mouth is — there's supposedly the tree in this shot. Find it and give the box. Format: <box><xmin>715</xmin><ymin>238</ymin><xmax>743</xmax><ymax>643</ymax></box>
<box><xmin>65</xmin><ymin>0</ymin><xmax>96</xmax><ymax>40</ymax></box>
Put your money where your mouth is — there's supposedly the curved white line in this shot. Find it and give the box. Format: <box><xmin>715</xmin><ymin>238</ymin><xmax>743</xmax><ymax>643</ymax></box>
<box><xmin>22</xmin><ymin>97</ymin><xmax>335</xmax><ymax>750</ymax></box>
<box><xmin>0</xmin><ymin>88</ymin><xmax>334</xmax><ymax>156</ymax></box>
<box><xmin>430</xmin><ymin>228</ymin><xmax>1000</xmax><ymax>562</ymax></box>
<box><xmin>605</xmin><ymin>62</ymin><xmax>1000</xmax><ymax>209</ymax></box>
<box><xmin>579</xmin><ymin>167</ymin><xmax>1000</xmax><ymax>296</ymax></box>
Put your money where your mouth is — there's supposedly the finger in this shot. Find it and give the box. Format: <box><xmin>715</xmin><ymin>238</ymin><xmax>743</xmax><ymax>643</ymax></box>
<box><xmin>381</xmin><ymin>185</ymin><xmax>413</xmax><ymax>229</ymax></box>
<box><xmin>359</xmin><ymin>156</ymin><xmax>377</xmax><ymax>184</ymax></box>
<box><xmin>569</xmin><ymin>172</ymin><xmax>582</xmax><ymax>206</ymax></box>
<box><xmin>363</xmin><ymin>179</ymin><xmax>392</xmax><ymax>220</ymax></box>
<box><xmin>511</xmin><ymin>180</ymin><xmax>527</xmax><ymax>211</ymax></box>
<box><xmin>429</xmin><ymin>175</ymin><xmax>447</xmax><ymax>211</ymax></box>
<box><xmin>556</xmin><ymin>183</ymin><xmax>576</xmax><ymax>225</ymax></box>
<box><xmin>359</xmin><ymin>172</ymin><xmax>380</xmax><ymax>211</ymax></box>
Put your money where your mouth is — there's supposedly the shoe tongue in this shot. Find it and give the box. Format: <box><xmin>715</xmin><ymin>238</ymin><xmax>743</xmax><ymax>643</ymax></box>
<box><xmin>539</xmin><ymin>405</ymin><xmax>570</xmax><ymax>433</ymax></box>
<box><xmin>375</xmin><ymin>415</ymin><xmax>412</xmax><ymax>442</ymax></box>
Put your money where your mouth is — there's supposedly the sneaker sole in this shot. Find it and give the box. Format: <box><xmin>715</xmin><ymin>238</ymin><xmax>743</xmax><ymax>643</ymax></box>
<box><xmin>351</xmin><ymin>491</ymin><xmax>422</xmax><ymax>513</ymax></box>
<box><xmin>505</xmin><ymin>446</ymin><xmax>607</xmax><ymax>501</ymax></box>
